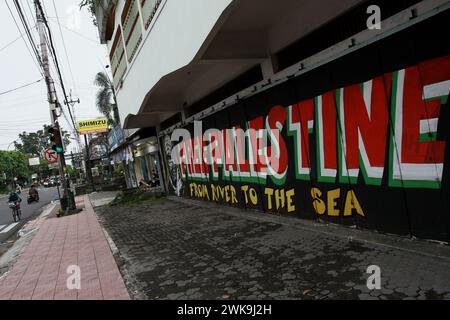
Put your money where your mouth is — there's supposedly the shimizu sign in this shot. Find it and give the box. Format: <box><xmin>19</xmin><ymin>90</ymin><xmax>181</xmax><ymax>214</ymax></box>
<box><xmin>77</xmin><ymin>118</ymin><xmax>109</xmax><ymax>135</ymax></box>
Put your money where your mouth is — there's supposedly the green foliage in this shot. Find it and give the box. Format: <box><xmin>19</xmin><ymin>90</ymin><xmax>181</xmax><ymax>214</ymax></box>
<box><xmin>66</xmin><ymin>165</ymin><xmax>76</xmax><ymax>177</ymax></box>
<box><xmin>114</xmin><ymin>163</ymin><xmax>124</xmax><ymax>175</ymax></box>
<box><xmin>0</xmin><ymin>151</ymin><xmax>31</xmax><ymax>189</ymax></box>
<box><xmin>14</xmin><ymin>125</ymin><xmax>71</xmax><ymax>156</ymax></box>
<box><xmin>94</xmin><ymin>72</ymin><xmax>120</xmax><ymax>127</ymax></box>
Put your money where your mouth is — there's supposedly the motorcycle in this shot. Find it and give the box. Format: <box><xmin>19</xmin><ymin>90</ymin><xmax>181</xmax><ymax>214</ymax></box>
<box><xmin>27</xmin><ymin>191</ymin><xmax>39</xmax><ymax>204</ymax></box>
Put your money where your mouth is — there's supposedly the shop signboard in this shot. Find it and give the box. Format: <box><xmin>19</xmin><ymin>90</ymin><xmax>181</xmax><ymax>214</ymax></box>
<box><xmin>78</xmin><ymin>118</ymin><xmax>109</xmax><ymax>135</ymax></box>
<box><xmin>108</xmin><ymin>125</ymin><xmax>125</xmax><ymax>151</ymax></box>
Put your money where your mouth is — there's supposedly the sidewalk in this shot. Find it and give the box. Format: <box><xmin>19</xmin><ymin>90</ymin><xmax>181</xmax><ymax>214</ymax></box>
<box><xmin>0</xmin><ymin>195</ymin><xmax>130</xmax><ymax>300</ymax></box>
<box><xmin>95</xmin><ymin>196</ymin><xmax>450</xmax><ymax>300</ymax></box>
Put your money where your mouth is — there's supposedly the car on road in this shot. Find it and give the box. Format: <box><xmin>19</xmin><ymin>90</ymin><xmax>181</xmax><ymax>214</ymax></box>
<box><xmin>43</xmin><ymin>179</ymin><xmax>53</xmax><ymax>188</ymax></box>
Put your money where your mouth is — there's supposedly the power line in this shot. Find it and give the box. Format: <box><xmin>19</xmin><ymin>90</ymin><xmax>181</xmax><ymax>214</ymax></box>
<box><xmin>13</xmin><ymin>0</ymin><xmax>43</xmax><ymax>71</ymax></box>
<box><xmin>0</xmin><ymin>29</ymin><xmax>27</xmax><ymax>54</ymax></box>
<box><xmin>49</xmin><ymin>19</ymin><xmax>99</xmax><ymax>44</ymax></box>
<box><xmin>0</xmin><ymin>116</ymin><xmax>51</xmax><ymax>123</ymax></box>
<box><xmin>35</xmin><ymin>0</ymin><xmax>77</xmax><ymax>132</ymax></box>
<box><xmin>46</xmin><ymin>17</ymin><xmax>112</xmax><ymax>80</ymax></box>
<box><xmin>24</xmin><ymin>0</ymin><xmax>37</xmax><ymax>25</ymax></box>
<box><xmin>41</xmin><ymin>1</ymin><xmax>80</xmax><ymax>158</ymax></box>
<box><xmin>5</xmin><ymin>0</ymin><xmax>43</xmax><ymax>76</ymax></box>
<box><xmin>0</xmin><ymin>94</ymin><xmax>46</xmax><ymax>104</ymax></box>
<box><xmin>0</xmin><ymin>78</ymin><xmax>43</xmax><ymax>96</ymax></box>
<box><xmin>17</xmin><ymin>0</ymin><xmax>36</xmax><ymax>44</ymax></box>
<box><xmin>52</xmin><ymin>0</ymin><xmax>78</xmax><ymax>96</ymax></box>
<box><xmin>45</xmin><ymin>31</ymin><xmax>67</xmax><ymax>92</ymax></box>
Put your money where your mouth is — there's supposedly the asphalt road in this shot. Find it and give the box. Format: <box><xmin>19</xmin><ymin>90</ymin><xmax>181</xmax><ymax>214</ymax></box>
<box><xmin>0</xmin><ymin>187</ymin><xmax>58</xmax><ymax>243</ymax></box>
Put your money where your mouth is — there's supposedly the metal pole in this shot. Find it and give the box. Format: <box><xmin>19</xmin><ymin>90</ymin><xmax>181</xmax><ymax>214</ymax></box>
<box><xmin>84</xmin><ymin>134</ymin><xmax>95</xmax><ymax>191</ymax></box>
<box><xmin>7</xmin><ymin>141</ymin><xmax>15</xmax><ymax>191</ymax></box>
<box><xmin>56</xmin><ymin>179</ymin><xmax>61</xmax><ymax>201</ymax></box>
<box><xmin>35</xmin><ymin>1</ymin><xmax>69</xmax><ymax>210</ymax></box>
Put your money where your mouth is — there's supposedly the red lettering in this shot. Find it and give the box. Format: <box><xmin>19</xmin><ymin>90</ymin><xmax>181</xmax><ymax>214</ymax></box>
<box><xmin>322</xmin><ymin>91</ymin><xmax>337</xmax><ymax>171</ymax></box>
<box><xmin>402</xmin><ymin>66</ymin><xmax>445</xmax><ymax>164</ymax></box>
<box><xmin>290</xmin><ymin>99</ymin><xmax>314</xmax><ymax>170</ymax></box>
<box><xmin>266</xmin><ymin>105</ymin><xmax>288</xmax><ymax>177</ymax></box>
<box><xmin>343</xmin><ymin>75</ymin><xmax>390</xmax><ymax>169</ymax></box>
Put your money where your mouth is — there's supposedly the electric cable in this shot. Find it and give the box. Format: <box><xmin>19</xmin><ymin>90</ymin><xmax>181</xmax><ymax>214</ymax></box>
<box><xmin>52</xmin><ymin>0</ymin><xmax>78</xmax><ymax>97</ymax></box>
<box><xmin>35</xmin><ymin>0</ymin><xmax>77</xmax><ymax>132</ymax></box>
<box><xmin>5</xmin><ymin>0</ymin><xmax>43</xmax><ymax>76</ymax></box>
<box><xmin>0</xmin><ymin>30</ymin><xmax>27</xmax><ymax>53</ymax></box>
<box><xmin>13</xmin><ymin>0</ymin><xmax>43</xmax><ymax>71</ymax></box>
<box><xmin>0</xmin><ymin>78</ymin><xmax>43</xmax><ymax>96</ymax></box>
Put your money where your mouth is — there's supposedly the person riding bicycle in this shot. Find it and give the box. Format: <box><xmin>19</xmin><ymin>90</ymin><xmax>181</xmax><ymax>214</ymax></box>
<box><xmin>8</xmin><ymin>190</ymin><xmax>22</xmax><ymax>217</ymax></box>
<box><xmin>8</xmin><ymin>190</ymin><xmax>21</xmax><ymax>203</ymax></box>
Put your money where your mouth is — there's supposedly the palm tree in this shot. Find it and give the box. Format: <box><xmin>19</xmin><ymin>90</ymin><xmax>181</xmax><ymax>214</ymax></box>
<box><xmin>94</xmin><ymin>71</ymin><xmax>120</xmax><ymax>127</ymax></box>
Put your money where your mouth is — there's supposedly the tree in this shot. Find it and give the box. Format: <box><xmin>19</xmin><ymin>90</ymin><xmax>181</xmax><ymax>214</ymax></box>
<box><xmin>94</xmin><ymin>71</ymin><xmax>120</xmax><ymax>127</ymax></box>
<box><xmin>0</xmin><ymin>151</ymin><xmax>31</xmax><ymax>190</ymax></box>
<box><xmin>14</xmin><ymin>125</ymin><xmax>71</xmax><ymax>156</ymax></box>
<box><xmin>34</xmin><ymin>159</ymin><xmax>58</xmax><ymax>181</ymax></box>
<box><xmin>66</xmin><ymin>165</ymin><xmax>76</xmax><ymax>177</ymax></box>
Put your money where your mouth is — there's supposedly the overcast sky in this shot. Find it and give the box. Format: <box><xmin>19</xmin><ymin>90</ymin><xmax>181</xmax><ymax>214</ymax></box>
<box><xmin>0</xmin><ymin>0</ymin><xmax>110</xmax><ymax>154</ymax></box>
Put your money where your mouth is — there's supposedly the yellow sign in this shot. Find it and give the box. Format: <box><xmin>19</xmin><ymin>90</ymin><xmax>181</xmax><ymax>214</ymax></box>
<box><xmin>77</xmin><ymin>118</ymin><xmax>109</xmax><ymax>135</ymax></box>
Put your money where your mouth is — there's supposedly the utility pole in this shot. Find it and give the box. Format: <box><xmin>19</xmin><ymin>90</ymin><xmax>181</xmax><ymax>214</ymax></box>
<box><xmin>35</xmin><ymin>0</ymin><xmax>70</xmax><ymax>210</ymax></box>
<box><xmin>84</xmin><ymin>134</ymin><xmax>95</xmax><ymax>191</ymax></box>
<box><xmin>65</xmin><ymin>94</ymin><xmax>94</xmax><ymax>191</ymax></box>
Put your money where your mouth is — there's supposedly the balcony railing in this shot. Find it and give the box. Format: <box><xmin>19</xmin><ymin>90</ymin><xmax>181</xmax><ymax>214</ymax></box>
<box><xmin>140</xmin><ymin>0</ymin><xmax>162</xmax><ymax>29</ymax></box>
<box><xmin>122</xmin><ymin>0</ymin><xmax>143</xmax><ymax>63</ymax></box>
<box><xmin>110</xmin><ymin>27</ymin><xmax>127</xmax><ymax>90</ymax></box>
<box><xmin>95</xmin><ymin>0</ymin><xmax>115</xmax><ymax>43</ymax></box>
<box><xmin>107</xmin><ymin>0</ymin><xmax>164</xmax><ymax>89</ymax></box>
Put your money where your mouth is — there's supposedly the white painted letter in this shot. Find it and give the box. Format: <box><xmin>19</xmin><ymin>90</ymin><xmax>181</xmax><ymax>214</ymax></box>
<box><xmin>366</xmin><ymin>265</ymin><xmax>381</xmax><ymax>290</ymax></box>
<box><xmin>66</xmin><ymin>265</ymin><xmax>81</xmax><ymax>290</ymax></box>
<box><xmin>367</xmin><ymin>5</ymin><xmax>381</xmax><ymax>30</ymax></box>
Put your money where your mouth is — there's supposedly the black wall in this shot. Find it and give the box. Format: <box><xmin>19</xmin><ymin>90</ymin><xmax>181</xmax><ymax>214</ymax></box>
<box><xmin>166</xmin><ymin>10</ymin><xmax>450</xmax><ymax>243</ymax></box>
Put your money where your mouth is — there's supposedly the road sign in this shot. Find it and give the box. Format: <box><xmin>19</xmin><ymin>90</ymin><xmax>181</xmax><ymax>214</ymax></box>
<box><xmin>28</xmin><ymin>157</ymin><xmax>40</xmax><ymax>166</ymax></box>
<box><xmin>44</xmin><ymin>148</ymin><xmax>59</xmax><ymax>164</ymax></box>
<box><xmin>48</xmin><ymin>163</ymin><xmax>59</xmax><ymax>169</ymax></box>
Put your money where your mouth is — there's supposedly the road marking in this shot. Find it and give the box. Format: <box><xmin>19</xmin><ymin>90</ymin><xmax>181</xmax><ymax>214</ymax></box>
<box><xmin>0</xmin><ymin>222</ymin><xmax>19</xmax><ymax>234</ymax></box>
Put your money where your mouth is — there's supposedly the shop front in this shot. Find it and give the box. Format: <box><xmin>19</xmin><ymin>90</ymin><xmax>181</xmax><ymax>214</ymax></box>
<box><xmin>131</xmin><ymin>137</ymin><xmax>163</xmax><ymax>191</ymax></box>
<box><xmin>108</xmin><ymin>126</ymin><xmax>138</xmax><ymax>189</ymax></box>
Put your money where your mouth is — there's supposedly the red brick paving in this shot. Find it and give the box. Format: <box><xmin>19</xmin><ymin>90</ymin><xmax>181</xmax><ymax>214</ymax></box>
<box><xmin>0</xmin><ymin>195</ymin><xmax>130</xmax><ymax>300</ymax></box>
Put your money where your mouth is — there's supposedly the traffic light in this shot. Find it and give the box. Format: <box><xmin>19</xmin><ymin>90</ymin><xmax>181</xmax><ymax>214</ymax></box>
<box><xmin>48</xmin><ymin>126</ymin><xmax>64</xmax><ymax>154</ymax></box>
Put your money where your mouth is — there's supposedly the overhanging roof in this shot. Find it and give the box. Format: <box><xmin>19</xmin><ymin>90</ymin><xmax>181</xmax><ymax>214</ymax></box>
<box><xmin>135</xmin><ymin>0</ymin><xmax>364</xmax><ymax>120</ymax></box>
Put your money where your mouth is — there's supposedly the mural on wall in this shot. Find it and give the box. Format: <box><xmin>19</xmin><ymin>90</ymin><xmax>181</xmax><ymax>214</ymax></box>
<box><xmin>177</xmin><ymin>56</ymin><xmax>449</xmax><ymax>187</ymax></box>
<box><xmin>161</xmin><ymin>12</ymin><xmax>450</xmax><ymax>242</ymax></box>
<box><xmin>161</xmin><ymin>134</ymin><xmax>184</xmax><ymax>196</ymax></box>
